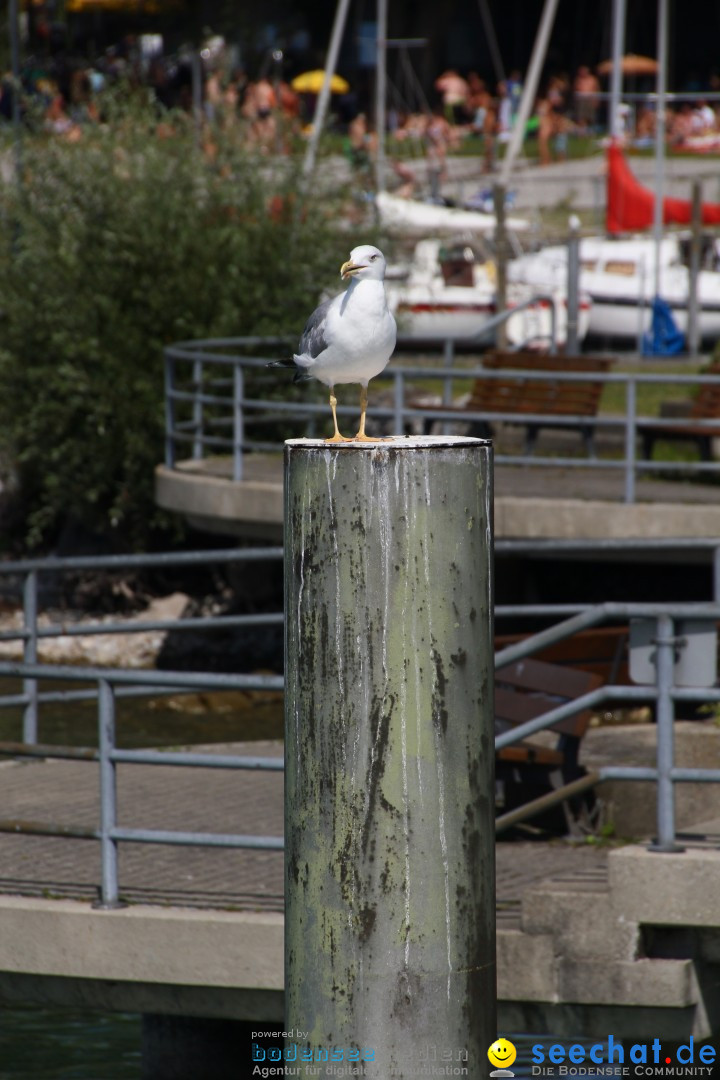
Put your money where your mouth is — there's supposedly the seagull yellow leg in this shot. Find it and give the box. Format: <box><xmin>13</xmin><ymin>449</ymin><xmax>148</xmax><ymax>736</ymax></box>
<box><xmin>325</xmin><ymin>391</ymin><xmax>351</xmax><ymax>442</ymax></box>
<box><xmin>352</xmin><ymin>386</ymin><xmax>393</xmax><ymax>442</ymax></box>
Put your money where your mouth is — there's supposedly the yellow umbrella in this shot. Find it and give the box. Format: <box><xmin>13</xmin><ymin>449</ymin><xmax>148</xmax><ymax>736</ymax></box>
<box><xmin>291</xmin><ymin>70</ymin><xmax>350</xmax><ymax>95</ymax></box>
<box><xmin>66</xmin><ymin>0</ymin><xmax>171</xmax><ymax>10</ymax></box>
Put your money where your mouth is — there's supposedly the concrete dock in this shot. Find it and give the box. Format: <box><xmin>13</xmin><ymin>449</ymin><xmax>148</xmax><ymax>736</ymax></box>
<box><xmin>1</xmin><ymin>738</ymin><xmax>719</xmax><ymax>1041</ymax></box>
<box><xmin>156</xmin><ymin>451</ymin><xmax>720</xmax><ymax>544</ymax></box>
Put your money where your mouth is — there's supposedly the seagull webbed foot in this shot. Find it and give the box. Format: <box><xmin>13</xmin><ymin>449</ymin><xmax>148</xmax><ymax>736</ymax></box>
<box><xmin>350</xmin><ymin>432</ymin><xmax>395</xmax><ymax>442</ymax></box>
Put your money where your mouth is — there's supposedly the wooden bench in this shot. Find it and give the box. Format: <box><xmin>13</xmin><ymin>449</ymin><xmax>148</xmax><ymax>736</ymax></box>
<box><xmin>418</xmin><ymin>351</ymin><xmax>615</xmax><ymax>455</ymax></box>
<box><xmin>495</xmin><ymin>626</ymin><xmax>630</xmax><ymax>685</ymax></box>
<box><xmin>639</xmin><ymin>364</ymin><xmax>720</xmax><ymax>461</ymax></box>
<box><xmin>495</xmin><ymin>657</ymin><xmax>603</xmax><ymax>828</ymax></box>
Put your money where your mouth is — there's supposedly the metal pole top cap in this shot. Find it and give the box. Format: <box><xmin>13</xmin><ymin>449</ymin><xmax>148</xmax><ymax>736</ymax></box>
<box><xmin>284</xmin><ymin>435</ymin><xmax>492</xmax><ymax>450</ymax></box>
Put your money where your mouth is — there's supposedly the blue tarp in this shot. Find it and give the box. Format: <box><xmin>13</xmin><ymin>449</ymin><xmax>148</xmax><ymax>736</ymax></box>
<box><xmin>642</xmin><ymin>296</ymin><xmax>685</xmax><ymax>356</ymax></box>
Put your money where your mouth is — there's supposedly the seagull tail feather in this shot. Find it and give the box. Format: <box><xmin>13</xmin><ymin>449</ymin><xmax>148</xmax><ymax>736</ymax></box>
<box><xmin>267</xmin><ymin>358</ymin><xmax>313</xmax><ymax>384</ymax></box>
<box><xmin>267</xmin><ymin>357</ymin><xmax>297</xmax><ymax>370</ymax></box>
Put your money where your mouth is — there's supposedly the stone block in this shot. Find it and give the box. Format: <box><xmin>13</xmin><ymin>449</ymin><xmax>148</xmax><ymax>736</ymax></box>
<box><xmin>522</xmin><ymin>888</ymin><xmax>638</xmax><ymax>961</ymax></box>
<box><xmin>609</xmin><ymin>845</ymin><xmax>720</xmax><ymax>926</ymax></box>
<box><xmin>557</xmin><ymin>957</ymin><xmax>696</xmax><ymax>1008</ymax></box>
<box><xmin>582</xmin><ymin>723</ymin><xmax>720</xmax><ymax>840</ymax></box>
<box><xmin>497</xmin><ymin>928</ymin><xmax>556</xmax><ymax>1001</ymax></box>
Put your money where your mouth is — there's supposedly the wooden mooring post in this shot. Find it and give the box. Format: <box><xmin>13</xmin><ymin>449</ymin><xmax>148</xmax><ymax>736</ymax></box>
<box><xmin>284</xmin><ymin>436</ymin><xmax>496</xmax><ymax>1078</ymax></box>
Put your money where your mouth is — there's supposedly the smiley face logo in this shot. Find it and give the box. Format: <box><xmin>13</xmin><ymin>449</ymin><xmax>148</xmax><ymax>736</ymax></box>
<box><xmin>488</xmin><ymin>1038</ymin><xmax>517</xmax><ymax>1071</ymax></box>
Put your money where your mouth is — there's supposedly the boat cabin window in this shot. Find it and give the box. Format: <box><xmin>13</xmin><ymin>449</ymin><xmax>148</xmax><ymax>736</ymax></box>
<box><xmin>439</xmin><ymin>243</ymin><xmax>480</xmax><ymax>287</ymax></box>
<box><xmin>604</xmin><ymin>260</ymin><xmax>637</xmax><ymax>276</ymax></box>
<box><xmin>580</xmin><ymin>259</ymin><xmax>597</xmax><ymax>272</ymax></box>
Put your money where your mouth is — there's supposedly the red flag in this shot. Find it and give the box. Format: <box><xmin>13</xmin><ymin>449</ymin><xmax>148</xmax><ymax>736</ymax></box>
<box><xmin>606</xmin><ymin>142</ymin><xmax>720</xmax><ymax>232</ymax></box>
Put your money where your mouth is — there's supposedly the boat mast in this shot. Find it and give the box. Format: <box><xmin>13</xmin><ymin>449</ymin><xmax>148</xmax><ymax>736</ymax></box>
<box><xmin>498</xmin><ymin>0</ymin><xmax>560</xmax><ymax>189</ymax></box>
<box><xmin>609</xmin><ymin>0</ymin><xmax>627</xmax><ymax>140</ymax></box>
<box><xmin>375</xmin><ymin>0</ymin><xmax>389</xmax><ymax>193</ymax></box>
<box><xmin>302</xmin><ymin>0</ymin><xmax>353</xmax><ymax>178</ymax></box>
<box><xmin>653</xmin><ymin>0</ymin><xmax>669</xmax><ymax>298</ymax></box>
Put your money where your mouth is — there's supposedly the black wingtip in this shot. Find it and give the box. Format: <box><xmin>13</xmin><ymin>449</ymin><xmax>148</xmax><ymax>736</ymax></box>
<box><xmin>268</xmin><ymin>357</ymin><xmax>312</xmax><ymax>384</ymax></box>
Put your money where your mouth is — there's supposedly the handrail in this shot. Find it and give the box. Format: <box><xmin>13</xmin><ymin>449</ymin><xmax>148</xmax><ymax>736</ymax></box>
<box><xmin>163</xmin><ymin>336</ymin><xmax>720</xmax><ymax>497</ymax></box>
<box><xmin>2</xmin><ymin>544</ymin><xmax>718</xmax><ymax>739</ymax></box>
<box><xmin>1</xmin><ymin>546</ymin><xmax>720</xmax><ymax>887</ymax></box>
<box><xmin>0</xmin><ymin>546</ymin><xmax>284</xmax><ymax>743</ymax></box>
<box><xmin>1</xmin><ymin>601</ymin><xmax>719</xmax><ymax>904</ymax></box>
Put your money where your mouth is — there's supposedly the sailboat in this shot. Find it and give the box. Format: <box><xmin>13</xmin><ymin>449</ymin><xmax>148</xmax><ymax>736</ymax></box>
<box><xmin>507</xmin><ymin>146</ymin><xmax>720</xmax><ymax>343</ymax></box>
<box><xmin>374</xmin><ymin>190</ymin><xmax>530</xmax><ymax>238</ymax></box>
<box><xmin>386</xmin><ymin>237</ymin><xmax>591</xmax><ymax>347</ymax></box>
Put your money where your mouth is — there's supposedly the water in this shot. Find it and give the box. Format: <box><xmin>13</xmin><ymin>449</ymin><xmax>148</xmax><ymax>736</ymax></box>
<box><xmin>0</xmin><ymin>1006</ymin><xmax>141</xmax><ymax>1079</ymax></box>
<box><xmin>0</xmin><ymin>687</ymin><xmax>283</xmax><ymax>1078</ymax></box>
<box><xmin>0</xmin><ymin>1019</ymin><xmax>647</xmax><ymax>1079</ymax></box>
<box><xmin>0</xmin><ymin>679</ymin><xmax>284</xmax><ymax>748</ymax></box>
<box><xmin>0</xmin><ymin>694</ymin><xmax>694</xmax><ymax>1079</ymax></box>
<box><xmin>0</xmin><ymin>1018</ymin><xmax>635</xmax><ymax>1080</ymax></box>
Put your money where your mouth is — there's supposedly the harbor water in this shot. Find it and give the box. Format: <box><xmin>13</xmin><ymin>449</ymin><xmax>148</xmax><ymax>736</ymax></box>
<box><xmin>0</xmin><ymin>1018</ymin><xmax>631</xmax><ymax>1079</ymax></box>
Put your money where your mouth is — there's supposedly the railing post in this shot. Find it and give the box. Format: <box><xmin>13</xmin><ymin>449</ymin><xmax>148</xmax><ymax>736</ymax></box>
<box><xmin>393</xmin><ymin>369</ymin><xmax>405</xmax><ymax>434</ymax></box>
<box><xmin>284</xmin><ymin>436</ymin><xmax>496</xmax><ymax>1076</ymax></box>
<box><xmin>192</xmin><ymin>357</ymin><xmax>204</xmax><ymax>460</ymax></box>
<box><xmin>22</xmin><ymin>570</ymin><xmax>38</xmax><ymax>744</ymax></box>
<box><xmin>233</xmin><ymin>362</ymin><xmax>244</xmax><ymax>482</ymax></box>
<box><xmin>566</xmin><ymin>214</ymin><xmax>580</xmax><ymax>355</ymax></box>
<box><xmin>548</xmin><ymin>296</ymin><xmax>558</xmax><ymax>354</ymax></box>
<box><xmin>648</xmin><ymin>613</ymin><xmax>683</xmax><ymax>853</ymax></box>
<box><xmin>164</xmin><ymin>351</ymin><xmax>176</xmax><ymax>469</ymax></box>
<box><xmin>624</xmin><ymin>376</ymin><xmax>637</xmax><ymax>504</ymax></box>
<box><xmin>95</xmin><ymin>678</ymin><xmax>124</xmax><ymax>908</ymax></box>
<box><xmin>441</xmin><ymin>339</ymin><xmax>456</xmax><ymax>436</ymax></box>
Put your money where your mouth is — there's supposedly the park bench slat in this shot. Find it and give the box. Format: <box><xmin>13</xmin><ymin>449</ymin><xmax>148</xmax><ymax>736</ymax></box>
<box><xmin>415</xmin><ymin>351</ymin><xmax>615</xmax><ymax>455</ymax></box>
<box><xmin>494</xmin><ymin>657</ymin><xmax>603</xmax><ymax>827</ymax></box>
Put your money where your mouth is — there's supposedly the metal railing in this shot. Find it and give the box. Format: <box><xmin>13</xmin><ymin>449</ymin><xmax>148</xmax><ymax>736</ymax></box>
<box><xmin>494</xmin><ymin>602</ymin><xmax>720</xmax><ymax>851</ymax></box>
<box><xmin>163</xmin><ymin>337</ymin><xmax>720</xmax><ymax>502</ymax></box>
<box><xmin>0</xmin><ymin>662</ymin><xmax>284</xmax><ymax>908</ymax></box>
<box><xmin>1</xmin><ymin>548</ymin><xmax>720</xmax><ymax>906</ymax></box>
<box><xmin>0</xmin><ymin>546</ymin><xmax>282</xmax><ymax>743</ymax></box>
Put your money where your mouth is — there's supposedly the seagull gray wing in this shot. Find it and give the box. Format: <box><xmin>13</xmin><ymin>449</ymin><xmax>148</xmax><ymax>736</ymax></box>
<box><xmin>298</xmin><ymin>297</ymin><xmax>334</xmax><ymax>358</ymax></box>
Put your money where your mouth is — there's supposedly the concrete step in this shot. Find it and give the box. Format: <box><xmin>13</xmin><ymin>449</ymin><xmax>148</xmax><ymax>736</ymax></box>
<box><xmin>521</xmin><ymin>877</ymin><xmax>639</xmax><ymax>962</ymax></box>
<box><xmin>610</xmin><ymin>843</ymin><xmax>720</xmax><ymax>927</ymax></box>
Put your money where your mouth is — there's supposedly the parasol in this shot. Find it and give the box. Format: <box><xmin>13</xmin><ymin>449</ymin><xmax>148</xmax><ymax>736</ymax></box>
<box><xmin>291</xmin><ymin>70</ymin><xmax>350</xmax><ymax>95</ymax></box>
<box><xmin>65</xmin><ymin>0</ymin><xmax>171</xmax><ymax>10</ymax></box>
<box><xmin>597</xmin><ymin>54</ymin><xmax>659</xmax><ymax>77</ymax></box>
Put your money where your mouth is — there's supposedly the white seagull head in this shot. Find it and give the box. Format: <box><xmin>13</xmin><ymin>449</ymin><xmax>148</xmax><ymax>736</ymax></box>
<box><xmin>340</xmin><ymin>244</ymin><xmax>387</xmax><ymax>283</ymax></box>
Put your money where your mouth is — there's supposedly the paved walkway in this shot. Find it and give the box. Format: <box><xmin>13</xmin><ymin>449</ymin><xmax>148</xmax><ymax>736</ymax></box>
<box><xmin>0</xmin><ymin>742</ymin><xmax>607</xmax><ymax>917</ymax></box>
<box><xmin>424</xmin><ymin>149</ymin><xmax>720</xmax><ymax>215</ymax></box>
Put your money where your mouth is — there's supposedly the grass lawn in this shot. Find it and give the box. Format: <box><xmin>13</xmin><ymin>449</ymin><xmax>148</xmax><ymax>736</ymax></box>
<box><xmin>385</xmin><ymin>357</ymin><xmax>710</xmax><ymax>420</ymax></box>
<box><xmin>598</xmin><ymin>360</ymin><xmax>708</xmax><ymax>417</ymax></box>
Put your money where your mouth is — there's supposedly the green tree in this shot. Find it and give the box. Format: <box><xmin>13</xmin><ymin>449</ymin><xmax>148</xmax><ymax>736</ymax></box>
<box><xmin>0</xmin><ymin>110</ymin><xmax>345</xmax><ymax>551</ymax></box>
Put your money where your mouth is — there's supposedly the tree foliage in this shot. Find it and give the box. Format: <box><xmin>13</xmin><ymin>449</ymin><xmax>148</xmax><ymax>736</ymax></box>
<box><xmin>0</xmin><ymin>112</ymin><xmax>346</xmax><ymax>551</ymax></box>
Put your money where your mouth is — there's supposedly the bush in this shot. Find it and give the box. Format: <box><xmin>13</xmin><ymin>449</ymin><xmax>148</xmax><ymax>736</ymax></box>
<box><xmin>0</xmin><ymin>109</ymin><xmax>348</xmax><ymax>551</ymax></box>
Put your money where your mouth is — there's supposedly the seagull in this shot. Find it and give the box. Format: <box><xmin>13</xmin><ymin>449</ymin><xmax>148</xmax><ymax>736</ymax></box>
<box><xmin>270</xmin><ymin>244</ymin><xmax>397</xmax><ymax>442</ymax></box>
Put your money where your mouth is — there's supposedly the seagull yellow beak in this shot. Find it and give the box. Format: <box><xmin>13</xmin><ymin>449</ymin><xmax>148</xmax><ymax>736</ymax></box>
<box><xmin>340</xmin><ymin>260</ymin><xmax>364</xmax><ymax>280</ymax></box>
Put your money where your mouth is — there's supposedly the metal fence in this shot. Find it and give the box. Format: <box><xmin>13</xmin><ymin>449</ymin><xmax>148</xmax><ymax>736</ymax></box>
<box><xmin>0</xmin><ymin>547</ymin><xmax>719</xmax><ymax>905</ymax></box>
<box><xmin>163</xmin><ymin>336</ymin><xmax>720</xmax><ymax>503</ymax></box>
<box><xmin>0</xmin><ymin>545</ymin><xmax>283</xmax><ymax>743</ymax></box>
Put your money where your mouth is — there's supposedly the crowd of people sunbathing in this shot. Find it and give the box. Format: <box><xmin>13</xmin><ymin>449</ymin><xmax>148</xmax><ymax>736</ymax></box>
<box><xmin>3</xmin><ymin>45</ymin><xmax>720</xmax><ymax>168</ymax></box>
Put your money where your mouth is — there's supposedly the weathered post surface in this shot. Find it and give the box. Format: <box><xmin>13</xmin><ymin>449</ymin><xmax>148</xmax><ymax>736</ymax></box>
<box><xmin>284</xmin><ymin>435</ymin><xmax>495</xmax><ymax>1078</ymax></box>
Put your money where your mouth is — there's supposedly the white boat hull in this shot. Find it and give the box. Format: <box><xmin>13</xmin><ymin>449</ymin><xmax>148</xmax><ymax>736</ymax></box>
<box><xmin>509</xmin><ymin>234</ymin><xmax>720</xmax><ymax>343</ymax></box>
<box><xmin>389</xmin><ymin>288</ymin><xmax>578</xmax><ymax>347</ymax></box>
<box><xmin>376</xmin><ymin>191</ymin><xmax>530</xmax><ymax>237</ymax></box>
<box><xmin>386</xmin><ymin>240</ymin><xmax>590</xmax><ymax>348</ymax></box>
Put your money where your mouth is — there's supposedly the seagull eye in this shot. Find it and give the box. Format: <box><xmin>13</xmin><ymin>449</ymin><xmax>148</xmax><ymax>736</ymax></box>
<box><xmin>370</xmin><ymin>254</ymin><xmax>379</xmax><ymax>261</ymax></box>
